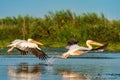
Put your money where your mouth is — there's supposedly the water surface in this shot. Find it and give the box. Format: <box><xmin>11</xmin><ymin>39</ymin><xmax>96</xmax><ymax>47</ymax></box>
<box><xmin>0</xmin><ymin>48</ymin><xmax>120</xmax><ymax>80</ymax></box>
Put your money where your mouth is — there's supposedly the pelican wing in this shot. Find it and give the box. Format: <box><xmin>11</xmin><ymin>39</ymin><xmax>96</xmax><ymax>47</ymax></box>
<box><xmin>77</xmin><ymin>46</ymin><xmax>91</xmax><ymax>51</ymax></box>
<box><xmin>28</xmin><ymin>48</ymin><xmax>48</xmax><ymax>60</ymax></box>
<box><xmin>68</xmin><ymin>45</ymin><xmax>90</xmax><ymax>53</ymax></box>
<box><xmin>7</xmin><ymin>39</ymin><xmax>26</xmax><ymax>47</ymax></box>
<box><xmin>10</xmin><ymin>39</ymin><xmax>26</xmax><ymax>44</ymax></box>
<box><xmin>15</xmin><ymin>41</ymin><xmax>48</xmax><ymax>60</ymax></box>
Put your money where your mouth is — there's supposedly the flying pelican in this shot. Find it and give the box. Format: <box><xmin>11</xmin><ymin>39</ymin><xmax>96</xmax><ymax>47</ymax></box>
<box><xmin>7</xmin><ymin>38</ymin><xmax>48</xmax><ymax>60</ymax></box>
<box><xmin>58</xmin><ymin>40</ymin><xmax>108</xmax><ymax>59</ymax></box>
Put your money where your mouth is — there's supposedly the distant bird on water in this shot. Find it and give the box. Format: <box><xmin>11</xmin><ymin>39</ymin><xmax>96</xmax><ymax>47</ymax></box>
<box><xmin>58</xmin><ymin>40</ymin><xmax>108</xmax><ymax>59</ymax></box>
<box><xmin>7</xmin><ymin>38</ymin><xmax>48</xmax><ymax>60</ymax></box>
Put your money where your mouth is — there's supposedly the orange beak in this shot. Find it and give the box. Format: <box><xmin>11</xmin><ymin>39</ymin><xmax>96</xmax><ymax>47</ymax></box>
<box><xmin>31</xmin><ymin>40</ymin><xmax>43</xmax><ymax>45</ymax></box>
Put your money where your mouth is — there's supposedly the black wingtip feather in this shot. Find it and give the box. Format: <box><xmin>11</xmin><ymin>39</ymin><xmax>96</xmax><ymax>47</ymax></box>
<box><xmin>29</xmin><ymin>48</ymin><xmax>48</xmax><ymax>60</ymax></box>
<box><xmin>91</xmin><ymin>43</ymin><xmax>108</xmax><ymax>51</ymax></box>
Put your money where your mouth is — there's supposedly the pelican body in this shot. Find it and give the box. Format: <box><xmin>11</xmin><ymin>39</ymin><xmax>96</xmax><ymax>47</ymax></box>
<box><xmin>59</xmin><ymin>40</ymin><xmax>108</xmax><ymax>59</ymax></box>
<box><xmin>7</xmin><ymin>38</ymin><xmax>48</xmax><ymax>60</ymax></box>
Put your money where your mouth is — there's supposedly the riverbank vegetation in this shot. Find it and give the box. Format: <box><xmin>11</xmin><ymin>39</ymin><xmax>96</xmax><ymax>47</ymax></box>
<box><xmin>0</xmin><ymin>10</ymin><xmax>120</xmax><ymax>51</ymax></box>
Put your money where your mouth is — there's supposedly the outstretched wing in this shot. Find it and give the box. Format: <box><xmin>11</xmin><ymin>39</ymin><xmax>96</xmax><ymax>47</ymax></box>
<box><xmin>7</xmin><ymin>39</ymin><xmax>26</xmax><ymax>47</ymax></box>
<box><xmin>28</xmin><ymin>48</ymin><xmax>48</xmax><ymax>60</ymax></box>
<box><xmin>16</xmin><ymin>41</ymin><xmax>48</xmax><ymax>60</ymax></box>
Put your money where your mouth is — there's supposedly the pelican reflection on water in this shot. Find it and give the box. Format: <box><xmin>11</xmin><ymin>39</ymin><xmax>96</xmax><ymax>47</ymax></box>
<box><xmin>8</xmin><ymin>63</ymin><xmax>42</xmax><ymax>80</ymax></box>
<box><xmin>8</xmin><ymin>62</ymin><xmax>91</xmax><ymax>80</ymax></box>
<box><xmin>58</xmin><ymin>70</ymin><xmax>90</xmax><ymax>80</ymax></box>
<box><xmin>59</xmin><ymin>40</ymin><xmax>108</xmax><ymax>59</ymax></box>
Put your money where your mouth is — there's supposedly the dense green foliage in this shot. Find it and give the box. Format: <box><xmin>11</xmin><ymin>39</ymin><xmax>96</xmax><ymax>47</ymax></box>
<box><xmin>0</xmin><ymin>10</ymin><xmax>120</xmax><ymax>51</ymax></box>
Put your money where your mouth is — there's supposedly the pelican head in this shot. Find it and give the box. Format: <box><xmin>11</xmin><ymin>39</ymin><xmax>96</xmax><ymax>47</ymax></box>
<box><xmin>86</xmin><ymin>40</ymin><xmax>104</xmax><ymax>46</ymax></box>
<box><xmin>27</xmin><ymin>38</ymin><xmax>43</xmax><ymax>45</ymax></box>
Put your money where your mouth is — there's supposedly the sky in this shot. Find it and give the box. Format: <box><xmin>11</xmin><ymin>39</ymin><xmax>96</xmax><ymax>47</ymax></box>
<box><xmin>0</xmin><ymin>0</ymin><xmax>120</xmax><ymax>20</ymax></box>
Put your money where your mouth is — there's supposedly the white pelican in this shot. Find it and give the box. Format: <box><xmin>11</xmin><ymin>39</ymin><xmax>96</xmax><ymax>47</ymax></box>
<box><xmin>58</xmin><ymin>40</ymin><xmax>108</xmax><ymax>59</ymax></box>
<box><xmin>7</xmin><ymin>38</ymin><xmax>48</xmax><ymax>60</ymax></box>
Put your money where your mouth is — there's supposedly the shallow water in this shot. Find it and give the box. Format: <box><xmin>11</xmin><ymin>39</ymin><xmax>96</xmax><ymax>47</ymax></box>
<box><xmin>0</xmin><ymin>48</ymin><xmax>120</xmax><ymax>80</ymax></box>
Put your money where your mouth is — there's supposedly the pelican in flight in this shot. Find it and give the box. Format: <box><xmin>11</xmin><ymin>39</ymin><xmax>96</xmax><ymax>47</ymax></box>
<box><xmin>58</xmin><ymin>40</ymin><xmax>108</xmax><ymax>59</ymax></box>
<box><xmin>7</xmin><ymin>38</ymin><xmax>48</xmax><ymax>60</ymax></box>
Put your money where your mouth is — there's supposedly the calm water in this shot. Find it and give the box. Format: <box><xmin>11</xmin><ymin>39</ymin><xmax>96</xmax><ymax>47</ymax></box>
<box><xmin>0</xmin><ymin>48</ymin><xmax>120</xmax><ymax>80</ymax></box>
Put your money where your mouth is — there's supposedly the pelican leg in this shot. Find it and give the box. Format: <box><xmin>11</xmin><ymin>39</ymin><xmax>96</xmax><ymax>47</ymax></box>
<box><xmin>58</xmin><ymin>56</ymin><xmax>66</xmax><ymax>59</ymax></box>
<box><xmin>7</xmin><ymin>46</ymin><xmax>15</xmax><ymax>53</ymax></box>
<box><xmin>64</xmin><ymin>54</ymin><xmax>70</xmax><ymax>59</ymax></box>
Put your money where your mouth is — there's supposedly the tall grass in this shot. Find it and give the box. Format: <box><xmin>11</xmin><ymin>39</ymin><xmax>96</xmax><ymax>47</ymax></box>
<box><xmin>0</xmin><ymin>10</ymin><xmax>120</xmax><ymax>51</ymax></box>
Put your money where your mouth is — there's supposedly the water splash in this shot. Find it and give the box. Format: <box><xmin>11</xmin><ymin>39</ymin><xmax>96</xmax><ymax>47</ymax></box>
<box><xmin>45</xmin><ymin>56</ymin><xmax>56</xmax><ymax>66</ymax></box>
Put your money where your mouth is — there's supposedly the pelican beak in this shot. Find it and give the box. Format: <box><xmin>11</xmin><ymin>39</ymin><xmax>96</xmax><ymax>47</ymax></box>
<box><xmin>31</xmin><ymin>40</ymin><xmax>43</xmax><ymax>45</ymax></box>
<box><xmin>90</xmin><ymin>41</ymin><xmax>104</xmax><ymax>46</ymax></box>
